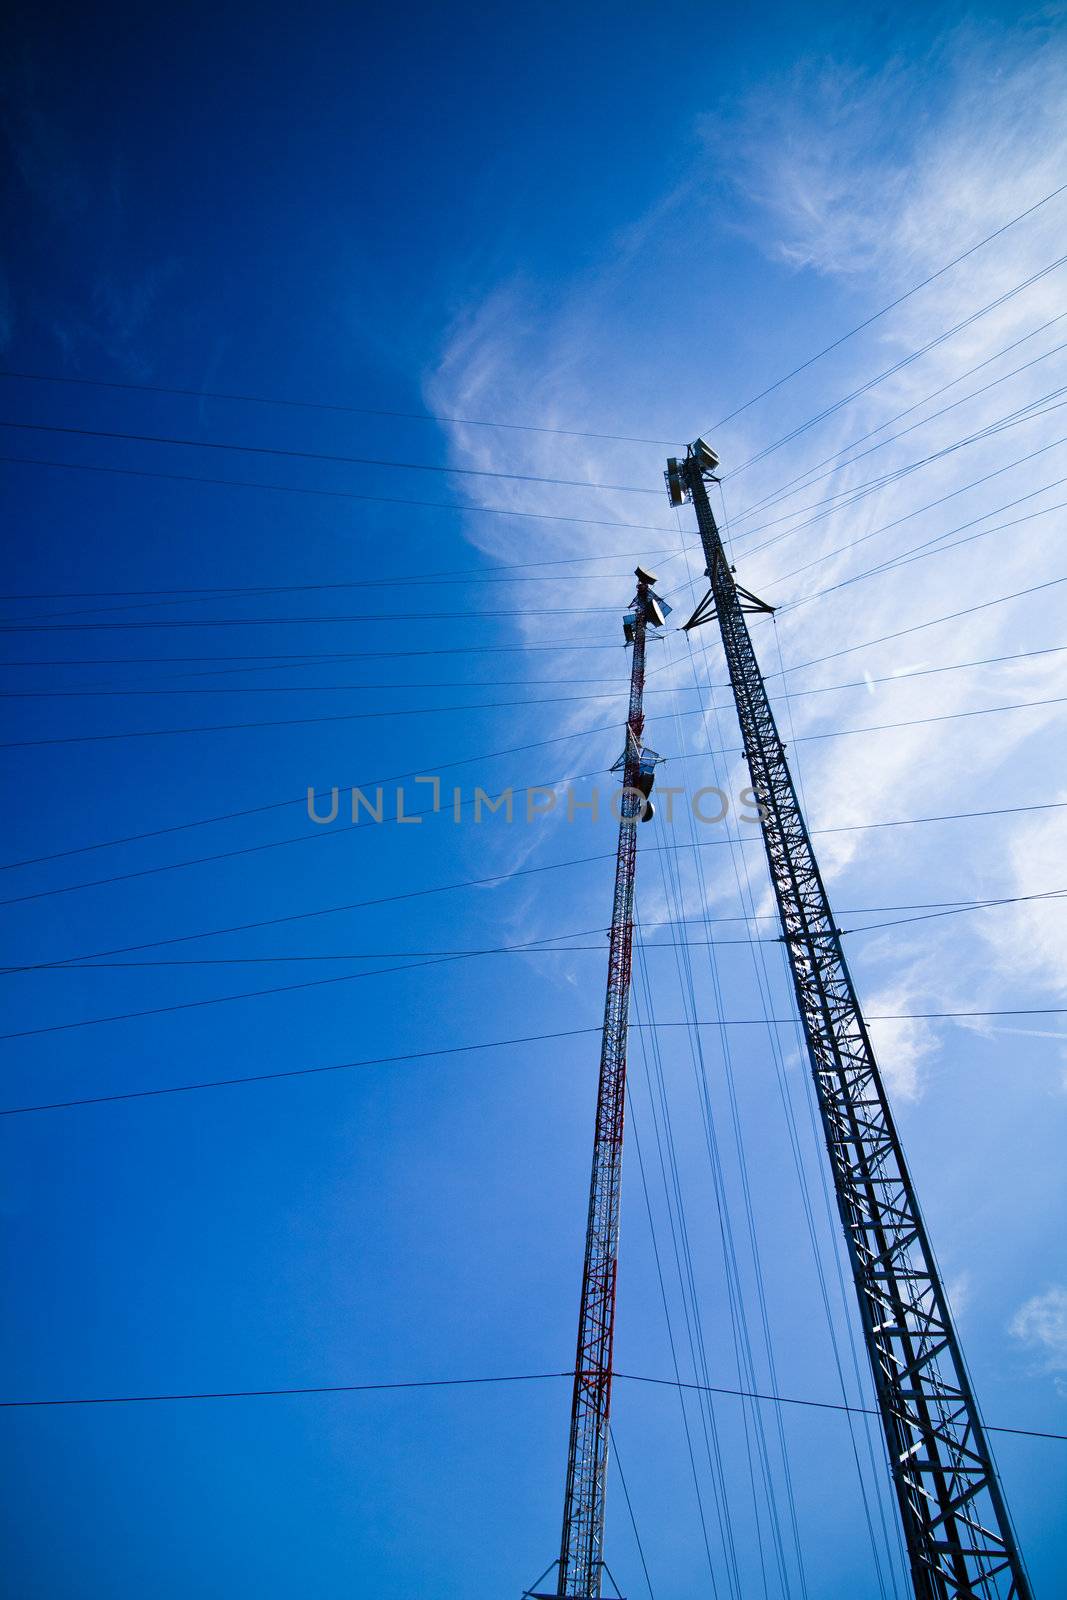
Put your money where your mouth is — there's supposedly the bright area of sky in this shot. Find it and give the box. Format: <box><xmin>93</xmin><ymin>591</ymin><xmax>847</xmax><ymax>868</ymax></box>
<box><xmin>2</xmin><ymin>1</ymin><xmax>1066</xmax><ymax>1596</ymax></box>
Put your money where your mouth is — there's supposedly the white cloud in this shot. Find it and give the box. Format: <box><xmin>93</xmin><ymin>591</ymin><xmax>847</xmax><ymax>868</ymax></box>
<box><xmin>946</xmin><ymin>1270</ymin><xmax>972</xmax><ymax>1324</ymax></box>
<box><xmin>1009</xmin><ymin>1285</ymin><xmax>1067</xmax><ymax>1394</ymax></box>
<box><xmin>979</xmin><ymin>799</ymin><xmax>1067</xmax><ymax>996</ymax></box>
<box><xmin>865</xmin><ymin>979</ymin><xmax>942</xmax><ymax>1100</ymax></box>
<box><xmin>421</xmin><ymin>17</ymin><xmax>1067</xmax><ymax>1095</ymax></box>
<box><xmin>712</xmin><ymin>24</ymin><xmax>1067</xmax><ymax>291</ymax></box>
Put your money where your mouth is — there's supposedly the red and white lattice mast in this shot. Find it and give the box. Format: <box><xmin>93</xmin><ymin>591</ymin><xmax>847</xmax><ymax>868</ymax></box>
<box><xmin>526</xmin><ymin>567</ymin><xmax>668</xmax><ymax>1600</ymax></box>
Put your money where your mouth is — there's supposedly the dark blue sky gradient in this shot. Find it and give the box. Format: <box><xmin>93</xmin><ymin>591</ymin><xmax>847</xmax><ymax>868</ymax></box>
<box><xmin>2</xmin><ymin>3</ymin><xmax>1065</xmax><ymax>1597</ymax></box>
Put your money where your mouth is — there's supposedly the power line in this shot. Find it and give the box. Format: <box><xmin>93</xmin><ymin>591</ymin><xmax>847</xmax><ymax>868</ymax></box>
<box><xmin>11</xmin><ymin>574</ymin><xmax>656</xmax><ymax>629</ymax></box>
<box><xmin>0</xmin><ymin>635</ymin><xmax>623</xmax><ymax>656</ymax></box>
<box><xmin>0</xmin><ymin>606</ymin><xmax>623</xmax><ymax>636</ymax></box>
<box><xmin>8</xmin><ymin>184</ymin><xmax>1062</xmax><ymax>468</ymax></box>
<box><xmin>838</xmin><ymin>887</ymin><xmax>1067</xmax><ymax>938</ymax></box>
<box><xmin>0</xmin><ymin>674</ymin><xmax>667</xmax><ymax>697</ymax></box>
<box><xmin>2</xmin><ymin>573</ymin><xmax>1059</xmax><ymax>879</ymax></box>
<box><xmin>724</xmin><ymin>313</ymin><xmax>1067</xmax><ymax>526</ymax></box>
<box><xmin>10</xmin><ymin>642</ymin><xmax>1062</xmax><ymax>700</ymax></box>
<box><xmin>632</xmin><ymin>891</ymin><xmax>1067</xmax><ymax>927</ymax></box>
<box><xmin>645</xmin><ymin>639</ymin><xmax>912</xmax><ymax>1596</ymax></box>
<box><xmin>0</xmin><ymin>767</ymin><xmax>610</xmax><ymax>914</ymax></box>
<box><xmin>608</xmin><ymin>1425</ymin><xmax>657</xmax><ymax>1600</ymax></box>
<box><xmin>624</xmin><ymin>1051</ymin><xmax>742</xmax><ymax>1595</ymax></box>
<box><xmin>721</xmin><ymin>250</ymin><xmax>1067</xmax><ymax>475</ymax></box>
<box><xmin>2</xmin><ymin>677</ymin><xmax>1062</xmax><ymax>757</ymax></box>
<box><xmin>666</xmin><ymin>472</ymin><xmax>1067</xmax><ymax>649</ymax></box>
<box><xmin>781</xmin><ymin>693</ymin><xmax>1067</xmax><ymax>747</ymax></box>
<box><xmin>700</xmin><ymin>180</ymin><xmax>1067</xmax><ymax>433</ymax></box>
<box><xmin>0</xmin><ymin>954</ymin><xmax>529</xmax><ymax>1038</ymax></box>
<box><xmin>8</xmin><ymin>935</ymin><xmax>785</xmax><ymax>969</ymax></box>
<box><xmin>2</xmin><ymin>744</ymin><xmax>1062</xmax><ymax>922</ymax></box>
<box><xmin>764</xmin><ymin>576</ymin><xmax>1067</xmax><ymax>676</ymax></box>
<box><xmin>4</xmin><ymin>882</ymin><xmax>1049</xmax><ymax>950</ymax></box>
<box><xmin>5</xmin><ymin>947</ymin><xmax>1066</xmax><ymax>1045</ymax></box>
<box><xmin>5</xmin><ymin>801</ymin><xmax>1064</xmax><ymax>984</ymax></box>
<box><xmin>0</xmin><ymin>688</ymin><xmax>633</xmax><ymax>749</ymax></box>
<box><xmin>746</xmin><ymin>646</ymin><xmax>1066</xmax><ymax>701</ymax></box>
<box><xmin>0</xmin><ymin>679</ymin><xmax>648</xmax><ymax>698</ymax></box>
<box><xmin>0</xmin><ymin>1371</ymin><xmax>574</xmax><ymax>1409</ymax></box>
<box><xmin>0</xmin><ymin>718</ymin><xmax>638</xmax><ymax>873</ymax></box>
<box><xmin>4</xmin><ymin>971</ymin><xmax>1064</xmax><ymax>1109</ymax></box>
<box><xmin>731</xmin><ymin>409</ymin><xmax>1067</xmax><ymax>562</ymax></box>
<box><xmin>802</xmin><ymin>800</ymin><xmax>1067</xmax><ymax>838</ymax></box>
<box><xmin>0</xmin><ymin>454</ymin><xmax>676</xmax><ymax>534</ymax></box>
<box><xmin>612</xmin><ymin>1374</ymin><xmax>1067</xmax><ymax>1446</ymax></box>
<box><xmin>717</xmin><ymin>977</ymin><xmax>1067</xmax><ymax>1033</ymax></box>
<box><xmin>0</xmin><ymin>921</ymin><xmax>782</xmax><ymax>977</ymax></box>
<box><xmin>1</xmin><ymin>839</ymin><xmax>631</xmax><ymax>972</ymax></box>
<box><xmin>0</xmin><ymin>557</ymin><xmax>670</xmax><ymax>606</ymax></box>
<box><xmin>764</xmin><ymin>470</ymin><xmax>1067</xmax><ymax>598</ymax></box>
<box><xmin>1</xmin><ymin>701</ymin><xmax>1062</xmax><ymax>928</ymax></box>
<box><xmin>782</xmin><ymin>498</ymin><xmax>1067</xmax><ymax>614</ymax></box>
<box><xmin>0</xmin><ymin>647</ymin><xmax>620</xmax><ymax>669</ymax></box>
<box><xmin>0</xmin><ymin>418</ymin><xmax>664</xmax><ymax>495</ymax></box>
<box><xmin>730</xmin><ymin>390</ymin><xmax>1067</xmax><ymax>559</ymax></box>
<box><xmin>636</xmin><ymin>834</ymin><xmax>810</xmax><ymax>1595</ymax></box>
<box><xmin>0</xmin><ymin>1025</ymin><xmax>607</xmax><ymax>1114</ymax></box>
<box><xmin>0</xmin><ymin>1362</ymin><xmax>1060</xmax><ymax>1443</ymax></box>
<box><xmin>0</xmin><ymin>368</ymin><xmax>681</xmax><ymax>448</ymax></box>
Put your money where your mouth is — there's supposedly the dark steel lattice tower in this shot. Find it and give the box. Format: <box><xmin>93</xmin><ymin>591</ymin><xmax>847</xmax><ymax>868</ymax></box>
<box><xmin>665</xmin><ymin>441</ymin><xmax>1032</xmax><ymax>1600</ymax></box>
<box><xmin>544</xmin><ymin>568</ymin><xmax>665</xmax><ymax>1600</ymax></box>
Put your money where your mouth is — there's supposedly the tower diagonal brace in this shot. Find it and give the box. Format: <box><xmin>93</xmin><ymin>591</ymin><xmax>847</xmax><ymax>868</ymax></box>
<box><xmin>673</xmin><ymin>445</ymin><xmax>1032</xmax><ymax>1600</ymax></box>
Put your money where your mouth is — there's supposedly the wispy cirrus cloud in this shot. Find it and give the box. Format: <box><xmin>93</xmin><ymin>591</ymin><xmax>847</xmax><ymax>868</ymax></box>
<box><xmin>707</xmin><ymin>20</ymin><xmax>1067</xmax><ymax>286</ymax></box>
<box><xmin>423</xmin><ymin>15</ymin><xmax>1067</xmax><ymax>1098</ymax></box>
<box><xmin>866</xmin><ymin>980</ymin><xmax>943</xmax><ymax>1101</ymax></box>
<box><xmin>1009</xmin><ymin>1284</ymin><xmax>1067</xmax><ymax>1395</ymax></box>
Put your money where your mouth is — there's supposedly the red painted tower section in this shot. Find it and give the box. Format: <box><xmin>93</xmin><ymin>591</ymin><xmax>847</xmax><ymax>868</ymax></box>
<box><xmin>552</xmin><ymin>568</ymin><xmax>664</xmax><ymax>1600</ymax></box>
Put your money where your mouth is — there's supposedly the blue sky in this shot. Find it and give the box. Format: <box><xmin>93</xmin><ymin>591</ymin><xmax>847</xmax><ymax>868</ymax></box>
<box><xmin>2</xmin><ymin>2</ymin><xmax>1066</xmax><ymax>1596</ymax></box>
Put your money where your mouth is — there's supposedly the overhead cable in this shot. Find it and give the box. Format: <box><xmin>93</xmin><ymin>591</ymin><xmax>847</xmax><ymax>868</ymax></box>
<box><xmin>3</xmin><ymin>576</ymin><xmax>1060</xmax><ymax>879</ymax></box>
<box><xmin>0</xmin><ymin>368</ymin><xmax>681</xmax><ymax>448</ymax></box>
<box><xmin>1</xmin><ymin>1363</ymin><xmax>1056</xmax><ymax>1442</ymax></box>
<box><xmin>0</xmin><ymin>454</ymin><xmax>676</xmax><ymax>535</ymax></box>
<box><xmin>722</xmin><ymin>250</ymin><xmax>1067</xmax><ymax>476</ymax></box>
<box><xmin>701</xmin><ymin>181</ymin><xmax>1067</xmax><ymax>434</ymax></box>
<box><xmin>5</xmin><ymin>808</ymin><xmax>1065</xmax><ymax>997</ymax></box>
<box><xmin>725</xmin><ymin>313</ymin><xmax>1067</xmax><ymax>525</ymax></box>
<box><xmin>0</xmin><ymin>418</ymin><xmax>664</xmax><ymax>495</ymax></box>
